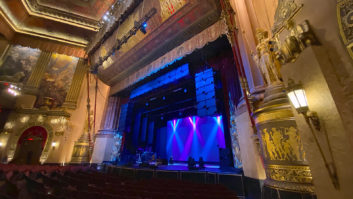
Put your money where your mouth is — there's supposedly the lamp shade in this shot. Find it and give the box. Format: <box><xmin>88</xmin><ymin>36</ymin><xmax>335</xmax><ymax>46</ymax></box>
<box><xmin>287</xmin><ymin>88</ymin><xmax>309</xmax><ymax>113</ymax></box>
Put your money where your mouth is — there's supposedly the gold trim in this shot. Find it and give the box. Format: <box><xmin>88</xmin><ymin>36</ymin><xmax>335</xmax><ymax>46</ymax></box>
<box><xmin>21</xmin><ymin>0</ymin><xmax>99</xmax><ymax>32</ymax></box>
<box><xmin>337</xmin><ymin>0</ymin><xmax>348</xmax><ymax>44</ymax></box>
<box><xmin>266</xmin><ymin>164</ymin><xmax>313</xmax><ymax>184</ymax></box>
<box><xmin>337</xmin><ymin>0</ymin><xmax>353</xmax><ymax>59</ymax></box>
<box><xmin>0</xmin><ymin>6</ymin><xmax>87</xmax><ymax>47</ymax></box>
<box><xmin>255</xmin><ymin>109</ymin><xmax>294</xmax><ymax>124</ymax></box>
<box><xmin>254</xmin><ymin>103</ymin><xmax>291</xmax><ymax>115</ymax></box>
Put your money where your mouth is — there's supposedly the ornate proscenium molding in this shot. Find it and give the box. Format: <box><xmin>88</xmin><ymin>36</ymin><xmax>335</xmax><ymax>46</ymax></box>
<box><xmin>337</xmin><ymin>0</ymin><xmax>353</xmax><ymax>59</ymax></box>
<box><xmin>90</xmin><ymin>8</ymin><xmax>157</xmax><ymax>74</ymax></box>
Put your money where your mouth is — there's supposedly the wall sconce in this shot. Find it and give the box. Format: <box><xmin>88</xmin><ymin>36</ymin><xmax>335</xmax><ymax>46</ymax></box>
<box><xmin>286</xmin><ymin>79</ymin><xmax>339</xmax><ymax>190</ymax></box>
<box><xmin>286</xmin><ymin>80</ymin><xmax>321</xmax><ymax>130</ymax></box>
<box><xmin>51</xmin><ymin>142</ymin><xmax>57</xmax><ymax>149</ymax></box>
<box><xmin>0</xmin><ymin>142</ymin><xmax>3</xmax><ymax>147</ymax></box>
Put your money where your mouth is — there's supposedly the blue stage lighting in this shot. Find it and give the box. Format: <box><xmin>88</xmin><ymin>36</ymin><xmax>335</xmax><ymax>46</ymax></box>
<box><xmin>140</xmin><ymin>22</ymin><xmax>148</xmax><ymax>34</ymax></box>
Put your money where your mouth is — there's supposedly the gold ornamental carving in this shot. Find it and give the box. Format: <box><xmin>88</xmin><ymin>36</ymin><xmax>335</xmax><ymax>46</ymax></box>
<box><xmin>160</xmin><ymin>0</ymin><xmax>187</xmax><ymax>21</ymax></box>
<box><xmin>253</xmin><ymin>84</ymin><xmax>313</xmax><ymax>192</ymax></box>
<box><xmin>260</xmin><ymin>126</ymin><xmax>305</xmax><ymax>162</ymax></box>
<box><xmin>272</xmin><ymin>0</ymin><xmax>300</xmax><ymax>34</ymax></box>
<box><xmin>266</xmin><ymin>165</ymin><xmax>312</xmax><ymax>184</ymax></box>
<box><xmin>252</xmin><ymin>29</ymin><xmax>282</xmax><ymax>86</ymax></box>
<box><xmin>337</xmin><ymin>0</ymin><xmax>353</xmax><ymax>59</ymax></box>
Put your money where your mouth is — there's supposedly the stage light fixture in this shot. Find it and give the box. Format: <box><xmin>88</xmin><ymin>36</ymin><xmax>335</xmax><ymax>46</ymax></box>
<box><xmin>184</xmin><ymin>88</ymin><xmax>187</xmax><ymax>93</ymax></box>
<box><xmin>140</xmin><ymin>22</ymin><xmax>148</xmax><ymax>34</ymax></box>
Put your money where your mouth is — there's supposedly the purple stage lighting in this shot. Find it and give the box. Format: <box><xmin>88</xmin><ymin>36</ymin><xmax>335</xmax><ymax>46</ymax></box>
<box><xmin>166</xmin><ymin>115</ymin><xmax>226</xmax><ymax>162</ymax></box>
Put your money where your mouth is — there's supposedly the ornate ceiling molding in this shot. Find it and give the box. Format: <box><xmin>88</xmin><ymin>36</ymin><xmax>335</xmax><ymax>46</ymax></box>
<box><xmin>0</xmin><ymin>1</ymin><xmax>88</xmax><ymax>48</ymax></box>
<box><xmin>22</xmin><ymin>0</ymin><xmax>100</xmax><ymax>32</ymax></box>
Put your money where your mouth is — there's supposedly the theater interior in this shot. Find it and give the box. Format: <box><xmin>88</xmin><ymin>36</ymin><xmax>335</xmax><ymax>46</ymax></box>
<box><xmin>0</xmin><ymin>0</ymin><xmax>353</xmax><ymax>199</ymax></box>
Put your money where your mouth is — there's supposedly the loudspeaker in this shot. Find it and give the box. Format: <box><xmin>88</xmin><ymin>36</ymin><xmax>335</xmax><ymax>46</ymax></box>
<box><xmin>195</xmin><ymin>68</ymin><xmax>217</xmax><ymax>117</ymax></box>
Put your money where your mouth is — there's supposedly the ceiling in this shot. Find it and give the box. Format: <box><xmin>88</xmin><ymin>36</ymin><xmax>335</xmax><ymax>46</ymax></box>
<box><xmin>0</xmin><ymin>0</ymin><xmax>118</xmax><ymax>57</ymax></box>
<box><xmin>36</xmin><ymin>0</ymin><xmax>116</xmax><ymax>21</ymax></box>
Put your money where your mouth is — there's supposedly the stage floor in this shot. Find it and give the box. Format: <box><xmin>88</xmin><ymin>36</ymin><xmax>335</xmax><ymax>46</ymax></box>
<box><xmin>130</xmin><ymin>162</ymin><xmax>242</xmax><ymax>174</ymax></box>
<box><xmin>105</xmin><ymin>163</ymin><xmax>245</xmax><ymax>197</ymax></box>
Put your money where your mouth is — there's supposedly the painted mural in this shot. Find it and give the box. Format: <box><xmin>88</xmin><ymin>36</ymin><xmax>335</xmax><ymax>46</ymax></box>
<box><xmin>36</xmin><ymin>54</ymin><xmax>78</xmax><ymax>108</ymax></box>
<box><xmin>0</xmin><ymin>45</ymin><xmax>41</xmax><ymax>83</ymax></box>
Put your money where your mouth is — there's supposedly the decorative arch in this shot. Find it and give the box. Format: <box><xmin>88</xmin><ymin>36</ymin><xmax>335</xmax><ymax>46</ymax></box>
<box><xmin>8</xmin><ymin>122</ymin><xmax>54</xmax><ymax>163</ymax></box>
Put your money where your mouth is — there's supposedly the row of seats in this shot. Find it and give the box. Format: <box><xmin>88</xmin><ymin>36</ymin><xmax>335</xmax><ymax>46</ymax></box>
<box><xmin>0</xmin><ymin>164</ymin><xmax>238</xmax><ymax>199</ymax></box>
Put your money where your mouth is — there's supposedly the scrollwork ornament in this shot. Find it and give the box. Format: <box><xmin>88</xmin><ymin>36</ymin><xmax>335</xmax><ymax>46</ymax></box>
<box><xmin>337</xmin><ymin>0</ymin><xmax>353</xmax><ymax>59</ymax></box>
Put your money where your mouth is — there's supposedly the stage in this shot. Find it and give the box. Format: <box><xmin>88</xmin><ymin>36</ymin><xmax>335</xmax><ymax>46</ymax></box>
<box><xmin>104</xmin><ymin>163</ymin><xmax>245</xmax><ymax>198</ymax></box>
<box><xmin>129</xmin><ymin>162</ymin><xmax>241</xmax><ymax>174</ymax></box>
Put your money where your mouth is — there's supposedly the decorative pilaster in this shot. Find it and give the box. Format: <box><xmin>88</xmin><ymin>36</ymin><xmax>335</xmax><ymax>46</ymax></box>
<box><xmin>25</xmin><ymin>51</ymin><xmax>52</xmax><ymax>92</ymax></box>
<box><xmin>91</xmin><ymin>96</ymin><xmax>121</xmax><ymax>163</ymax></box>
<box><xmin>101</xmin><ymin>96</ymin><xmax>120</xmax><ymax>130</ymax></box>
<box><xmin>0</xmin><ymin>42</ymin><xmax>10</xmax><ymax>66</ymax></box>
<box><xmin>62</xmin><ymin>59</ymin><xmax>87</xmax><ymax>109</ymax></box>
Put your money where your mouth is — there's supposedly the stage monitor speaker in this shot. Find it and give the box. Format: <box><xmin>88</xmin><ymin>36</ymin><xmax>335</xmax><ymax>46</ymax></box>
<box><xmin>195</xmin><ymin>68</ymin><xmax>217</xmax><ymax>117</ymax></box>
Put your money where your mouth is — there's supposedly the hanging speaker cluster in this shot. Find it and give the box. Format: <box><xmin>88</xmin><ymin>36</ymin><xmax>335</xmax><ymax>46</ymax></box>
<box><xmin>195</xmin><ymin>68</ymin><xmax>217</xmax><ymax>117</ymax></box>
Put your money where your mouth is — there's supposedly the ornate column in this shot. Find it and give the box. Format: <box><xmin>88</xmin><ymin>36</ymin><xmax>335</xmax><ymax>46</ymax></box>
<box><xmin>91</xmin><ymin>96</ymin><xmax>121</xmax><ymax>163</ymax></box>
<box><xmin>253</xmin><ymin>84</ymin><xmax>313</xmax><ymax>193</ymax></box>
<box><xmin>62</xmin><ymin>59</ymin><xmax>87</xmax><ymax>109</ymax></box>
<box><xmin>251</xmin><ymin>1</ymin><xmax>316</xmax><ymax>195</ymax></box>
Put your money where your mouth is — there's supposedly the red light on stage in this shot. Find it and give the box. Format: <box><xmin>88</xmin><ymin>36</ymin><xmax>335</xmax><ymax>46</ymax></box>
<box><xmin>28</xmin><ymin>138</ymin><xmax>33</xmax><ymax>141</ymax></box>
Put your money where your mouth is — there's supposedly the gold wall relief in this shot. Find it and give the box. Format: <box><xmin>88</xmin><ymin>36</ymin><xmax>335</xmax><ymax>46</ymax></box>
<box><xmin>260</xmin><ymin>126</ymin><xmax>305</xmax><ymax>162</ymax></box>
<box><xmin>337</xmin><ymin>0</ymin><xmax>353</xmax><ymax>59</ymax></box>
<box><xmin>160</xmin><ymin>0</ymin><xmax>187</xmax><ymax>21</ymax></box>
<box><xmin>253</xmin><ymin>84</ymin><xmax>313</xmax><ymax>192</ymax></box>
<box><xmin>266</xmin><ymin>165</ymin><xmax>312</xmax><ymax>184</ymax></box>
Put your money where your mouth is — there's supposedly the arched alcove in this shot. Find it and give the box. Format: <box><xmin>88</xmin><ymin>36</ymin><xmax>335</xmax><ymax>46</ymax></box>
<box><xmin>10</xmin><ymin>125</ymin><xmax>50</xmax><ymax>165</ymax></box>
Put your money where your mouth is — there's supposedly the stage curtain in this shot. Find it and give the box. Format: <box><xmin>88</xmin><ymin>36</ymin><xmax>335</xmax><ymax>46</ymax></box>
<box><xmin>111</xmin><ymin>19</ymin><xmax>229</xmax><ymax>93</ymax></box>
